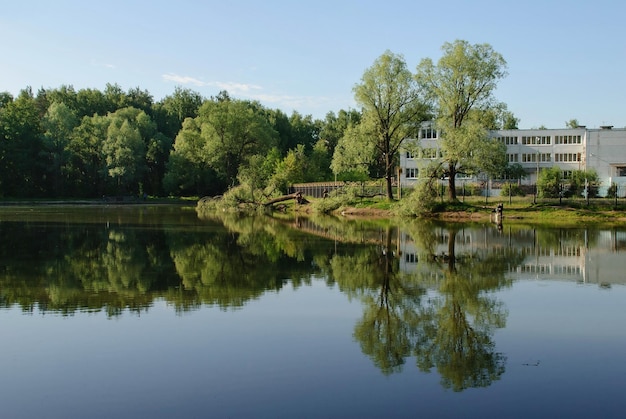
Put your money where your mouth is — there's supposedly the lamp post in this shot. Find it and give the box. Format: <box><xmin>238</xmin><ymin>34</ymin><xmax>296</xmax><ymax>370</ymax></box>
<box><xmin>534</xmin><ymin>150</ymin><xmax>540</xmax><ymax>204</ymax></box>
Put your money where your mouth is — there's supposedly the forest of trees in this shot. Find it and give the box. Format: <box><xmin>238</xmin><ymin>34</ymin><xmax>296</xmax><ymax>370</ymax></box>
<box><xmin>0</xmin><ymin>84</ymin><xmax>352</xmax><ymax>198</ymax></box>
<box><xmin>1</xmin><ymin>41</ymin><xmax>517</xmax><ymax>201</ymax></box>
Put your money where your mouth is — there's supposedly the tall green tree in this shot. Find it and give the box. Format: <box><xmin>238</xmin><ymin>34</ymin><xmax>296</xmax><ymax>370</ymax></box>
<box><xmin>340</xmin><ymin>51</ymin><xmax>428</xmax><ymax>199</ymax></box>
<box><xmin>0</xmin><ymin>88</ymin><xmax>43</xmax><ymax>196</ymax></box>
<box><xmin>41</xmin><ymin>101</ymin><xmax>79</xmax><ymax>196</ymax></box>
<box><xmin>153</xmin><ymin>86</ymin><xmax>203</xmax><ymax>139</ymax></box>
<box><xmin>67</xmin><ymin>114</ymin><xmax>109</xmax><ymax>196</ymax></box>
<box><xmin>197</xmin><ymin>95</ymin><xmax>278</xmax><ymax>187</ymax></box>
<box><xmin>565</xmin><ymin>118</ymin><xmax>581</xmax><ymax>129</ymax></box>
<box><xmin>416</xmin><ymin>40</ymin><xmax>508</xmax><ymax>201</ymax></box>
<box><xmin>163</xmin><ymin>118</ymin><xmax>222</xmax><ymax>196</ymax></box>
<box><xmin>102</xmin><ymin>107</ymin><xmax>152</xmax><ymax>194</ymax></box>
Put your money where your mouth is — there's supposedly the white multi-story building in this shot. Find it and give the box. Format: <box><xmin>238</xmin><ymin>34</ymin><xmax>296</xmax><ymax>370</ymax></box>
<box><xmin>399</xmin><ymin>122</ymin><xmax>626</xmax><ymax>196</ymax></box>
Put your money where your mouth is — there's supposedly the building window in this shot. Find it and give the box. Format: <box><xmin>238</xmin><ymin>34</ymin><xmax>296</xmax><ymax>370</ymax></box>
<box><xmin>405</xmin><ymin>253</ymin><xmax>417</xmax><ymax>263</ymax></box>
<box><xmin>507</xmin><ymin>153</ymin><xmax>519</xmax><ymax>162</ymax></box>
<box><xmin>522</xmin><ymin>153</ymin><xmax>551</xmax><ymax>162</ymax></box>
<box><xmin>522</xmin><ymin>136</ymin><xmax>551</xmax><ymax>145</ymax></box>
<box><xmin>421</xmin><ymin>148</ymin><xmax>438</xmax><ymax>159</ymax></box>
<box><xmin>555</xmin><ymin>153</ymin><xmax>580</xmax><ymax>162</ymax></box>
<box><xmin>420</xmin><ymin>128</ymin><xmax>437</xmax><ymax>139</ymax></box>
<box><xmin>555</xmin><ymin>135</ymin><xmax>582</xmax><ymax>144</ymax></box>
<box><xmin>496</xmin><ymin>136</ymin><xmax>518</xmax><ymax>145</ymax></box>
<box><xmin>406</xmin><ymin>151</ymin><xmax>415</xmax><ymax>159</ymax></box>
<box><xmin>405</xmin><ymin>168</ymin><xmax>418</xmax><ymax>178</ymax></box>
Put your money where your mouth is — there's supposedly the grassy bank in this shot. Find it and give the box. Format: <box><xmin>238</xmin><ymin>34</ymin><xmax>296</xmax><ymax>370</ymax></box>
<box><xmin>295</xmin><ymin>194</ymin><xmax>626</xmax><ymax>226</ymax></box>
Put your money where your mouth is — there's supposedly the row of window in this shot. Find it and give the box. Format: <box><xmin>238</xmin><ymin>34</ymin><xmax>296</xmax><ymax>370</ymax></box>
<box><xmin>405</xmin><ymin>148</ymin><xmax>440</xmax><ymax>159</ymax></box>
<box><xmin>554</xmin><ymin>153</ymin><xmax>582</xmax><ymax>162</ymax></box>
<box><xmin>521</xmin><ymin>136</ymin><xmax>552</xmax><ymax>145</ymax></box>
<box><xmin>521</xmin><ymin>153</ymin><xmax>552</xmax><ymax>163</ymax></box>
<box><xmin>403</xmin><ymin>168</ymin><xmax>581</xmax><ymax>180</ymax></box>
<box><xmin>494</xmin><ymin>135</ymin><xmax>583</xmax><ymax>145</ymax></box>
<box><xmin>420</xmin><ymin>128</ymin><xmax>438</xmax><ymax>139</ymax></box>
<box><xmin>555</xmin><ymin>135</ymin><xmax>583</xmax><ymax>144</ymax></box>
<box><xmin>408</xmin><ymin>150</ymin><xmax>582</xmax><ymax>162</ymax></box>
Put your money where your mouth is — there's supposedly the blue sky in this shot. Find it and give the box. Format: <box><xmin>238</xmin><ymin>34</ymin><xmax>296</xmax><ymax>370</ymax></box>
<box><xmin>1</xmin><ymin>0</ymin><xmax>624</xmax><ymax>129</ymax></box>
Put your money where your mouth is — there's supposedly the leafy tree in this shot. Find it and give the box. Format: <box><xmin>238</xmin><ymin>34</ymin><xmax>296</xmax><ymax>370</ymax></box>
<box><xmin>319</xmin><ymin>109</ymin><xmax>361</xmax><ymax>156</ymax></box>
<box><xmin>568</xmin><ymin>169</ymin><xmax>598</xmax><ymax>198</ymax></box>
<box><xmin>75</xmin><ymin>88</ymin><xmax>109</xmax><ymax>117</ymax></box>
<box><xmin>125</xmin><ymin>87</ymin><xmax>153</xmax><ymax>114</ymax></box>
<box><xmin>102</xmin><ymin>107</ymin><xmax>153</xmax><ymax>194</ymax></box>
<box><xmin>288</xmin><ymin>111</ymin><xmax>320</xmax><ymax>151</ymax></box>
<box><xmin>164</xmin><ymin>118</ymin><xmax>221</xmax><ymax>196</ymax></box>
<box><xmin>40</xmin><ymin>85</ymin><xmax>78</xmax><ymax>114</ymax></box>
<box><xmin>474</xmin><ymin>102</ymin><xmax>519</xmax><ymax>130</ymax></box>
<box><xmin>237</xmin><ymin>151</ymin><xmax>279</xmax><ymax>200</ymax></box>
<box><xmin>416</xmin><ymin>40</ymin><xmax>508</xmax><ymax>201</ymax></box>
<box><xmin>153</xmin><ymin>86</ymin><xmax>203</xmax><ymax>139</ymax></box>
<box><xmin>66</xmin><ymin>114</ymin><xmax>109</xmax><ymax>196</ymax></box>
<box><xmin>270</xmin><ymin>144</ymin><xmax>308</xmax><ymax>193</ymax></box>
<box><xmin>340</xmin><ymin>50</ymin><xmax>429</xmax><ymax>199</ymax></box>
<box><xmin>308</xmin><ymin>139</ymin><xmax>333</xmax><ymax>181</ymax></box>
<box><xmin>41</xmin><ymin>101</ymin><xmax>79</xmax><ymax>196</ymax></box>
<box><xmin>473</xmin><ymin>136</ymin><xmax>508</xmax><ymax>179</ymax></box>
<box><xmin>144</xmin><ymin>131</ymin><xmax>173</xmax><ymax>196</ymax></box>
<box><xmin>197</xmin><ymin>95</ymin><xmax>278</xmax><ymax>187</ymax></box>
<box><xmin>537</xmin><ymin>166</ymin><xmax>562</xmax><ymax>198</ymax></box>
<box><xmin>0</xmin><ymin>91</ymin><xmax>13</xmax><ymax>108</ymax></box>
<box><xmin>0</xmin><ymin>87</ymin><xmax>43</xmax><ymax>196</ymax></box>
<box><xmin>331</xmin><ymin>122</ymin><xmax>376</xmax><ymax>181</ymax></box>
<box><xmin>503</xmin><ymin>162</ymin><xmax>526</xmax><ymax>183</ymax></box>
<box><xmin>566</xmin><ymin>118</ymin><xmax>580</xmax><ymax>129</ymax></box>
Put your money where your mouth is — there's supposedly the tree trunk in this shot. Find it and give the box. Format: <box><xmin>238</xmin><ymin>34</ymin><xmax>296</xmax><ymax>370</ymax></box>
<box><xmin>447</xmin><ymin>165</ymin><xmax>458</xmax><ymax>201</ymax></box>
<box><xmin>263</xmin><ymin>192</ymin><xmax>308</xmax><ymax>206</ymax></box>
<box><xmin>385</xmin><ymin>152</ymin><xmax>394</xmax><ymax>200</ymax></box>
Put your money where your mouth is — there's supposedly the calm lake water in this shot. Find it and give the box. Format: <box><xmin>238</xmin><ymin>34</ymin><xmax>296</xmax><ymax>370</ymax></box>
<box><xmin>1</xmin><ymin>205</ymin><xmax>625</xmax><ymax>419</ymax></box>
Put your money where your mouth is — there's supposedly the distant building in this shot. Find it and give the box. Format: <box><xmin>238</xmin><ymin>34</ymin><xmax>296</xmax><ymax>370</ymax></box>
<box><xmin>399</xmin><ymin>122</ymin><xmax>626</xmax><ymax>196</ymax></box>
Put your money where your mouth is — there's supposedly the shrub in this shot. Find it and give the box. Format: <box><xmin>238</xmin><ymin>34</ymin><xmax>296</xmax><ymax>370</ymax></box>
<box><xmin>397</xmin><ymin>180</ymin><xmax>439</xmax><ymax>216</ymax></box>
<box><xmin>500</xmin><ymin>182</ymin><xmax>525</xmax><ymax>197</ymax></box>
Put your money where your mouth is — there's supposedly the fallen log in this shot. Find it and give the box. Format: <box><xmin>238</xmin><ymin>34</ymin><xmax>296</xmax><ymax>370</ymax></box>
<box><xmin>263</xmin><ymin>192</ymin><xmax>308</xmax><ymax>206</ymax></box>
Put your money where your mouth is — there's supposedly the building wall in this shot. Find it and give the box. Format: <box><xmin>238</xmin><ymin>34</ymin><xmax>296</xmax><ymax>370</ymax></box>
<box><xmin>399</xmin><ymin>124</ymin><xmax>626</xmax><ymax>196</ymax></box>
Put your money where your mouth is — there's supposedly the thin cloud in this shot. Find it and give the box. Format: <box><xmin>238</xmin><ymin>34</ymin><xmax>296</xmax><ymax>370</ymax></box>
<box><xmin>90</xmin><ymin>59</ymin><xmax>116</xmax><ymax>69</ymax></box>
<box><xmin>161</xmin><ymin>73</ymin><xmax>261</xmax><ymax>94</ymax></box>
<box><xmin>162</xmin><ymin>73</ymin><xmax>206</xmax><ymax>87</ymax></box>
<box><xmin>161</xmin><ymin>72</ymin><xmax>347</xmax><ymax>116</ymax></box>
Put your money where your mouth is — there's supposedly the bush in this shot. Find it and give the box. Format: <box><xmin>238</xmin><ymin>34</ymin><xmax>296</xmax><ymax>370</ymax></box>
<box><xmin>500</xmin><ymin>182</ymin><xmax>525</xmax><ymax>197</ymax></box>
<box><xmin>397</xmin><ymin>180</ymin><xmax>439</xmax><ymax>216</ymax></box>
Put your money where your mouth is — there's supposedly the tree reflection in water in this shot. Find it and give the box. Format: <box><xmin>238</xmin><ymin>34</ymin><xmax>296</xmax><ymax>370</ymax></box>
<box><xmin>1</xmin><ymin>208</ymin><xmax>524</xmax><ymax>391</ymax></box>
<box><xmin>334</xmin><ymin>223</ymin><xmax>523</xmax><ymax>391</ymax></box>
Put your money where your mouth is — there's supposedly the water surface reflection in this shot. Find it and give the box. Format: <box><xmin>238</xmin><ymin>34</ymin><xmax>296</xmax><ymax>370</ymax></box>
<box><xmin>1</xmin><ymin>207</ymin><xmax>625</xmax><ymax>417</ymax></box>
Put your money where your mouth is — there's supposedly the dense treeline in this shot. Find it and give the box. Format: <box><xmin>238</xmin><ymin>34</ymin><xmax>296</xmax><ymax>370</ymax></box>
<box><xmin>0</xmin><ymin>84</ymin><xmax>354</xmax><ymax>198</ymax></box>
<box><xmin>1</xmin><ymin>41</ymin><xmax>519</xmax><ymax>203</ymax></box>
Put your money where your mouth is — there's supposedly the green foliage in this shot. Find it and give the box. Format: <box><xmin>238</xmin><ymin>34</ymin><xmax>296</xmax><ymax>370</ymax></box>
<box><xmin>500</xmin><ymin>182</ymin><xmax>524</xmax><ymax>197</ymax></box>
<box><xmin>41</xmin><ymin>101</ymin><xmax>79</xmax><ymax>196</ymax></box>
<box><xmin>568</xmin><ymin>169</ymin><xmax>599</xmax><ymax>198</ymax></box>
<box><xmin>102</xmin><ymin>107</ymin><xmax>151</xmax><ymax>194</ymax></box>
<box><xmin>0</xmin><ymin>88</ymin><xmax>43</xmax><ymax>197</ymax></box>
<box><xmin>503</xmin><ymin>163</ymin><xmax>526</xmax><ymax>181</ymax></box>
<box><xmin>537</xmin><ymin>166</ymin><xmax>562</xmax><ymax>198</ymax></box>
<box><xmin>416</xmin><ymin>40</ymin><xmax>508</xmax><ymax>201</ymax></box>
<box><xmin>270</xmin><ymin>144</ymin><xmax>308</xmax><ymax>193</ymax></box>
<box><xmin>343</xmin><ymin>50</ymin><xmax>429</xmax><ymax>199</ymax></box>
<box><xmin>197</xmin><ymin>97</ymin><xmax>278</xmax><ymax>186</ymax></box>
<box><xmin>565</xmin><ymin>118</ymin><xmax>580</xmax><ymax>129</ymax></box>
<box><xmin>397</xmin><ymin>179</ymin><xmax>439</xmax><ymax>216</ymax></box>
<box><xmin>311</xmin><ymin>194</ymin><xmax>348</xmax><ymax>214</ymax></box>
